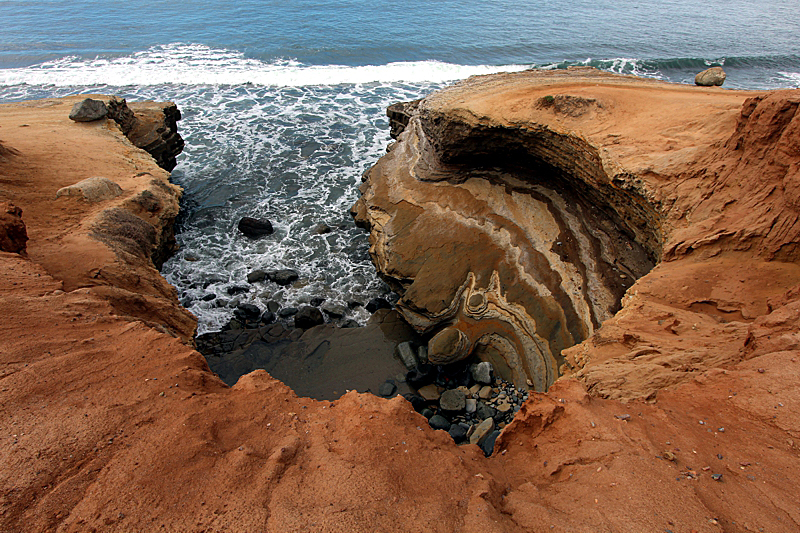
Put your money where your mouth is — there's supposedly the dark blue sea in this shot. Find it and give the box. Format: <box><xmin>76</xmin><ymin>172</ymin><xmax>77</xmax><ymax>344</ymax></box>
<box><xmin>2</xmin><ymin>0</ymin><xmax>799</xmax><ymax>333</ymax></box>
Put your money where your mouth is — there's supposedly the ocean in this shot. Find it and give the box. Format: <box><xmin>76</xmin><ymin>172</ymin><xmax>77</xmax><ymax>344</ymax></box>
<box><xmin>1</xmin><ymin>0</ymin><xmax>799</xmax><ymax>334</ymax></box>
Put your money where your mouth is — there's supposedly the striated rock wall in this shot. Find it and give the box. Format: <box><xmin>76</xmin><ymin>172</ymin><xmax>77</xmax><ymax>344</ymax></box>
<box><xmin>353</xmin><ymin>67</ymin><xmax>800</xmax><ymax>398</ymax></box>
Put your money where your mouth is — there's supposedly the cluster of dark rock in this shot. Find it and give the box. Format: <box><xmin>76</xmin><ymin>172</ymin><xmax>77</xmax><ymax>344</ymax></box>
<box><xmin>184</xmin><ymin>214</ymin><xmax>396</xmax><ymax>329</ymax></box>
<box><xmin>68</xmin><ymin>97</ymin><xmax>184</xmax><ymax>172</ymax></box>
<box><xmin>379</xmin><ymin>343</ymin><xmax>527</xmax><ymax>456</ymax></box>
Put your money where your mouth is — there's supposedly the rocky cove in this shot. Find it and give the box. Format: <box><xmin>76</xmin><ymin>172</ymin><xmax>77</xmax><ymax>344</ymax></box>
<box><xmin>1</xmin><ymin>69</ymin><xmax>800</xmax><ymax>532</ymax></box>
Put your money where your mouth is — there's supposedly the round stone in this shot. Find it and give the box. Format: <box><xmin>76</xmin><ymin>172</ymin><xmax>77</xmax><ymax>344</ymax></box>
<box><xmin>427</xmin><ymin>327</ymin><xmax>470</xmax><ymax>365</ymax></box>
<box><xmin>429</xmin><ymin>414</ymin><xmax>451</xmax><ymax>431</ymax></box>
<box><xmin>439</xmin><ymin>389</ymin><xmax>466</xmax><ymax>411</ymax></box>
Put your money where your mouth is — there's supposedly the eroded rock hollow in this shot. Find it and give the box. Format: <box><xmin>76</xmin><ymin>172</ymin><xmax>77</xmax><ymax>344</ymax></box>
<box><xmin>353</xmin><ymin>72</ymin><xmax>657</xmax><ymax>391</ymax></box>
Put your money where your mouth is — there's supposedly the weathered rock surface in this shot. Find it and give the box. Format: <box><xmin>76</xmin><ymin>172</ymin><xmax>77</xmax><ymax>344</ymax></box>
<box><xmin>55</xmin><ymin>176</ymin><xmax>123</xmax><ymax>202</ymax></box>
<box><xmin>0</xmin><ymin>202</ymin><xmax>28</xmax><ymax>253</ymax></box>
<box><xmin>353</xmin><ymin>68</ymin><xmax>659</xmax><ymax>391</ymax></box>
<box><xmin>107</xmin><ymin>96</ymin><xmax>185</xmax><ymax>171</ymax></box>
<box><xmin>2</xmin><ymin>83</ymin><xmax>800</xmax><ymax>533</ymax></box>
<box><xmin>695</xmin><ymin>66</ymin><xmax>727</xmax><ymax>86</ymax></box>
<box><xmin>68</xmin><ymin>97</ymin><xmax>108</xmax><ymax>121</ymax></box>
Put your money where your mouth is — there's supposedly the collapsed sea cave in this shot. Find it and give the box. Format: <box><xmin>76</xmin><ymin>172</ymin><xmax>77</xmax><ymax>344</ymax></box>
<box><xmin>351</xmin><ymin>94</ymin><xmax>658</xmax><ymax>397</ymax></box>
<box><xmin>197</xmin><ymin>88</ymin><xmax>662</xmax><ymax>453</ymax></box>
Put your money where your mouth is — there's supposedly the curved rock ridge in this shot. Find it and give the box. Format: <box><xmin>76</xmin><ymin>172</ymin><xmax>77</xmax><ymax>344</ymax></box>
<box><xmin>355</xmin><ymin>67</ymin><xmax>800</xmax><ymax>402</ymax></box>
<box><xmin>353</xmin><ymin>69</ymin><xmax>663</xmax><ymax>390</ymax></box>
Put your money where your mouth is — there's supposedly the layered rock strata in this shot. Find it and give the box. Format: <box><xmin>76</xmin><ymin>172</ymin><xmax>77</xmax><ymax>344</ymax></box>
<box><xmin>353</xmin><ymin>67</ymin><xmax>800</xmax><ymax>400</ymax></box>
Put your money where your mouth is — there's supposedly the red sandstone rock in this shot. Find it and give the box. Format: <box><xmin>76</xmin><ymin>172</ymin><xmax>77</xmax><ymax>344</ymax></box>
<box><xmin>0</xmin><ymin>79</ymin><xmax>799</xmax><ymax>532</ymax></box>
<box><xmin>0</xmin><ymin>201</ymin><xmax>27</xmax><ymax>253</ymax></box>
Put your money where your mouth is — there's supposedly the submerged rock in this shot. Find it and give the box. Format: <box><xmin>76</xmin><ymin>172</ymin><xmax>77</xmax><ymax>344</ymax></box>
<box><xmin>267</xmin><ymin>269</ymin><xmax>299</xmax><ymax>286</ymax></box>
<box><xmin>237</xmin><ymin>217</ymin><xmax>274</xmax><ymax>238</ymax></box>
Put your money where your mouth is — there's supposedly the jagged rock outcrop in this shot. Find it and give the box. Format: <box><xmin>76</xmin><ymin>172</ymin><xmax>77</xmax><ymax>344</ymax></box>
<box><xmin>0</xmin><ymin>95</ymin><xmax>193</xmax><ymax>340</ymax></box>
<box><xmin>107</xmin><ymin>96</ymin><xmax>185</xmax><ymax>171</ymax></box>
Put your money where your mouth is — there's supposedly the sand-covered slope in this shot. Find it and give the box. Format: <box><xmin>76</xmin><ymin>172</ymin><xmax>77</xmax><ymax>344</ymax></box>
<box><xmin>1</xmin><ymin>78</ymin><xmax>798</xmax><ymax>533</ymax></box>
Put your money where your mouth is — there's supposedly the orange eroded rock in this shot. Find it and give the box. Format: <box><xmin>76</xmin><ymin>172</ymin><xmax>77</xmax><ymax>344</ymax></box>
<box><xmin>1</xmin><ymin>78</ymin><xmax>799</xmax><ymax>532</ymax></box>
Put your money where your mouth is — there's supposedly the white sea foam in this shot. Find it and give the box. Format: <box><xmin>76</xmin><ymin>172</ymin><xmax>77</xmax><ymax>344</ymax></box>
<box><xmin>0</xmin><ymin>43</ymin><xmax>529</xmax><ymax>87</ymax></box>
<box><xmin>778</xmin><ymin>71</ymin><xmax>800</xmax><ymax>87</ymax></box>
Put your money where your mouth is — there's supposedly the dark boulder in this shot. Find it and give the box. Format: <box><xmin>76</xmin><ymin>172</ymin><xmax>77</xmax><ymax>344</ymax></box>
<box><xmin>235</xmin><ymin>303</ymin><xmax>261</xmax><ymax>320</ymax></box>
<box><xmin>266</xmin><ymin>269</ymin><xmax>299</xmax><ymax>286</ymax></box>
<box><xmin>237</xmin><ymin>217</ymin><xmax>274</xmax><ymax>238</ymax></box>
<box><xmin>0</xmin><ymin>202</ymin><xmax>28</xmax><ymax>254</ymax></box>
<box><xmin>68</xmin><ymin>98</ymin><xmax>108</xmax><ymax>122</ymax></box>
<box><xmin>247</xmin><ymin>269</ymin><xmax>267</xmax><ymax>283</ymax></box>
<box><xmin>260</xmin><ymin>311</ymin><xmax>276</xmax><ymax>325</ymax></box>
<box><xmin>403</xmin><ymin>393</ymin><xmax>427</xmax><ymax>412</ymax></box>
<box><xmin>448</xmin><ymin>423</ymin><xmax>469</xmax><ymax>444</ymax></box>
<box><xmin>428</xmin><ymin>414</ymin><xmax>451</xmax><ymax>431</ymax></box>
<box><xmin>406</xmin><ymin>363</ymin><xmax>435</xmax><ymax>388</ymax></box>
<box><xmin>295</xmin><ymin>306</ymin><xmax>324</xmax><ymax>329</ymax></box>
<box><xmin>366</xmin><ymin>297</ymin><xmax>392</xmax><ymax>313</ymax></box>
<box><xmin>277</xmin><ymin>307</ymin><xmax>298</xmax><ymax>318</ymax></box>
<box><xmin>480</xmin><ymin>430</ymin><xmax>501</xmax><ymax>457</ymax></box>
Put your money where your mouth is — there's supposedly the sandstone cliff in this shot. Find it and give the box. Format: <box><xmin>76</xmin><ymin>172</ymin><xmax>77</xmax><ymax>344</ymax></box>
<box><xmin>1</xmin><ymin>78</ymin><xmax>799</xmax><ymax>533</ymax></box>
<box><xmin>353</xmin><ymin>67</ymin><xmax>800</xmax><ymax>402</ymax></box>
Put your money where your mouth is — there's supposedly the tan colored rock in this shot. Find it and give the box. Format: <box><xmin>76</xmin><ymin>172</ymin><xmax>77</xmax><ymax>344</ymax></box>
<box><xmin>478</xmin><ymin>385</ymin><xmax>493</xmax><ymax>399</ymax></box>
<box><xmin>469</xmin><ymin>417</ymin><xmax>495</xmax><ymax>445</ymax></box>
<box><xmin>695</xmin><ymin>66</ymin><xmax>727</xmax><ymax>86</ymax></box>
<box><xmin>417</xmin><ymin>384</ymin><xmax>441</xmax><ymax>401</ymax></box>
<box><xmin>56</xmin><ymin>176</ymin><xmax>123</xmax><ymax>202</ymax></box>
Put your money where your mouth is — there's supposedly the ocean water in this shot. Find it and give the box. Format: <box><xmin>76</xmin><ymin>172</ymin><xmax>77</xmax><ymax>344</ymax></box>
<box><xmin>1</xmin><ymin>0</ymin><xmax>799</xmax><ymax>334</ymax></box>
